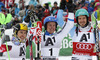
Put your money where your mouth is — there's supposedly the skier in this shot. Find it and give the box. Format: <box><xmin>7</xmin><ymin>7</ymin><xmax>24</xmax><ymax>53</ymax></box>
<box><xmin>41</xmin><ymin>1</ymin><xmax>74</xmax><ymax>60</ymax></box>
<box><xmin>72</xmin><ymin>9</ymin><xmax>96</xmax><ymax>60</ymax></box>
<box><xmin>0</xmin><ymin>23</ymin><xmax>28</xmax><ymax>60</ymax></box>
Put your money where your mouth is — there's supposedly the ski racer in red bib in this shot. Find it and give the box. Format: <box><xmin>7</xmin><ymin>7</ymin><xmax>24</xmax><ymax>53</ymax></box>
<box><xmin>72</xmin><ymin>9</ymin><xmax>96</xmax><ymax>60</ymax></box>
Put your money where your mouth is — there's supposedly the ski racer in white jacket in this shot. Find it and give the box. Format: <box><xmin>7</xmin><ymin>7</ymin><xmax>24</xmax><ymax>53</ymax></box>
<box><xmin>41</xmin><ymin>1</ymin><xmax>75</xmax><ymax>59</ymax></box>
<box><xmin>0</xmin><ymin>23</ymin><xmax>28</xmax><ymax>60</ymax></box>
<box><xmin>41</xmin><ymin>11</ymin><xmax>74</xmax><ymax>60</ymax></box>
<box><xmin>72</xmin><ymin>9</ymin><xmax>96</xmax><ymax>60</ymax></box>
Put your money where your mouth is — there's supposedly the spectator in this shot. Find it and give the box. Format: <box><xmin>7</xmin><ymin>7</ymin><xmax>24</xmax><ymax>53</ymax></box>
<box><xmin>19</xmin><ymin>0</ymin><xmax>25</xmax><ymax>10</ymax></box>
<box><xmin>13</xmin><ymin>3</ymin><xmax>20</xmax><ymax>16</ymax></box>
<box><xmin>6</xmin><ymin>15</ymin><xmax>21</xmax><ymax>29</ymax></box>
<box><xmin>35</xmin><ymin>8</ymin><xmax>41</xmax><ymax>21</ymax></box>
<box><xmin>37</xmin><ymin>5</ymin><xmax>44</xmax><ymax>20</ymax></box>
<box><xmin>51</xmin><ymin>1</ymin><xmax>59</xmax><ymax>15</ymax></box>
<box><xmin>11</xmin><ymin>8</ymin><xmax>15</xmax><ymax>17</ymax></box>
<box><xmin>41</xmin><ymin>9</ymin><xmax>50</xmax><ymax>25</ymax></box>
<box><xmin>82</xmin><ymin>1</ymin><xmax>89</xmax><ymax>10</ymax></box>
<box><xmin>93</xmin><ymin>2</ymin><xmax>100</xmax><ymax>21</ymax></box>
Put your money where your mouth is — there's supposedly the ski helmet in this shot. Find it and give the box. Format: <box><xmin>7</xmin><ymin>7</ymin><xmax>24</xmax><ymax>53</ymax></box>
<box><xmin>12</xmin><ymin>23</ymin><xmax>28</xmax><ymax>45</ymax></box>
<box><xmin>75</xmin><ymin>9</ymin><xmax>89</xmax><ymax>27</ymax></box>
<box><xmin>44</xmin><ymin>16</ymin><xmax>58</xmax><ymax>30</ymax></box>
<box><xmin>13</xmin><ymin>23</ymin><xmax>28</xmax><ymax>35</ymax></box>
<box><xmin>75</xmin><ymin>9</ymin><xmax>89</xmax><ymax>18</ymax></box>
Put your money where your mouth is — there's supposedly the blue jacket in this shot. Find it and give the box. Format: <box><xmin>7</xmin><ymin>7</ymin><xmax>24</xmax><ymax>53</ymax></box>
<box><xmin>15</xmin><ymin>7</ymin><xmax>20</xmax><ymax>16</ymax></box>
<box><xmin>29</xmin><ymin>0</ymin><xmax>38</xmax><ymax>6</ymax></box>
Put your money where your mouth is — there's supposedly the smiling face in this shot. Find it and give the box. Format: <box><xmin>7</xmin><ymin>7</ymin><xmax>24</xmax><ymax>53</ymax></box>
<box><xmin>78</xmin><ymin>15</ymin><xmax>87</xmax><ymax>27</ymax></box>
<box><xmin>17</xmin><ymin>30</ymin><xmax>27</xmax><ymax>40</ymax></box>
<box><xmin>47</xmin><ymin>22</ymin><xmax>56</xmax><ymax>34</ymax></box>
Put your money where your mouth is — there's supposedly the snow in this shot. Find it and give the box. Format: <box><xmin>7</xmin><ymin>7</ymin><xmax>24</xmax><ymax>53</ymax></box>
<box><xmin>0</xmin><ymin>56</ymin><xmax>97</xmax><ymax>60</ymax></box>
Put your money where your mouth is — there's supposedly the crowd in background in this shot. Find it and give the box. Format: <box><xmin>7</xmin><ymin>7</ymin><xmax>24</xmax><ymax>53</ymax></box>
<box><xmin>0</xmin><ymin>0</ymin><xmax>98</xmax><ymax>28</ymax></box>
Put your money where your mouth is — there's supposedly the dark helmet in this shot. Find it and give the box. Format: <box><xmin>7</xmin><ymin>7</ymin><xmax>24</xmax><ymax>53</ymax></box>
<box><xmin>13</xmin><ymin>23</ymin><xmax>28</xmax><ymax>35</ymax></box>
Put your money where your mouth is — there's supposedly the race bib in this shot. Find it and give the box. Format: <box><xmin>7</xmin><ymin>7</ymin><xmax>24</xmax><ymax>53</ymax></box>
<box><xmin>73</xmin><ymin>42</ymin><xmax>95</xmax><ymax>56</ymax></box>
<box><xmin>41</xmin><ymin>48</ymin><xmax>59</xmax><ymax>57</ymax></box>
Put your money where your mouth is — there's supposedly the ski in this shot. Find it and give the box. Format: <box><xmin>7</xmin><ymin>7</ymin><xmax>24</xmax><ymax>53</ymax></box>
<box><xmin>28</xmin><ymin>21</ymin><xmax>42</xmax><ymax>60</ymax></box>
<box><xmin>91</xmin><ymin>12</ymin><xmax>100</xmax><ymax>60</ymax></box>
<box><xmin>35</xmin><ymin>21</ymin><xmax>42</xmax><ymax>60</ymax></box>
<box><xmin>94</xmin><ymin>21</ymin><xmax>99</xmax><ymax>60</ymax></box>
<box><xmin>29</xmin><ymin>34</ymin><xmax>33</xmax><ymax>60</ymax></box>
<box><xmin>35</xmin><ymin>36</ymin><xmax>41</xmax><ymax>60</ymax></box>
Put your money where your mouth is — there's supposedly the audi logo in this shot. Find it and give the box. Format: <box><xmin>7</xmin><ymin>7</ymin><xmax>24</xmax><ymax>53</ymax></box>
<box><xmin>76</xmin><ymin>43</ymin><xmax>92</xmax><ymax>50</ymax></box>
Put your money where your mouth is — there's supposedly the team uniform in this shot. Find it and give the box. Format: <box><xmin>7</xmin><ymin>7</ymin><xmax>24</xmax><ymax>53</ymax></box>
<box><xmin>41</xmin><ymin>10</ymin><xmax>74</xmax><ymax>60</ymax></box>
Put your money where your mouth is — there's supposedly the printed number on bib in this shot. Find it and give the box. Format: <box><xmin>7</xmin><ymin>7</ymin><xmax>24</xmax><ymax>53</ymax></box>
<box><xmin>49</xmin><ymin>48</ymin><xmax>53</xmax><ymax>56</ymax></box>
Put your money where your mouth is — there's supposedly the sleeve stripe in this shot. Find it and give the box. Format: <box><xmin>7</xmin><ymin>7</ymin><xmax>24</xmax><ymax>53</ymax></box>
<box><xmin>68</xmin><ymin>18</ymin><xmax>74</xmax><ymax>21</ymax></box>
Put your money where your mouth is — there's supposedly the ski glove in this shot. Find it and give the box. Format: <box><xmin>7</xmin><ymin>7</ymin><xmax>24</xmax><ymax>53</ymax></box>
<box><xmin>57</xmin><ymin>9</ymin><xmax>65</xmax><ymax>27</ymax></box>
<box><xmin>57</xmin><ymin>9</ymin><xmax>74</xmax><ymax>27</ymax></box>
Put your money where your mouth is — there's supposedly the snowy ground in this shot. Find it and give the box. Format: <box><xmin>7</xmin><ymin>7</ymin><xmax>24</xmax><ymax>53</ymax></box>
<box><xmin>0</xmin><ymin>56</ymin><xmax>97</xmax><ymax>60</ymax></box>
